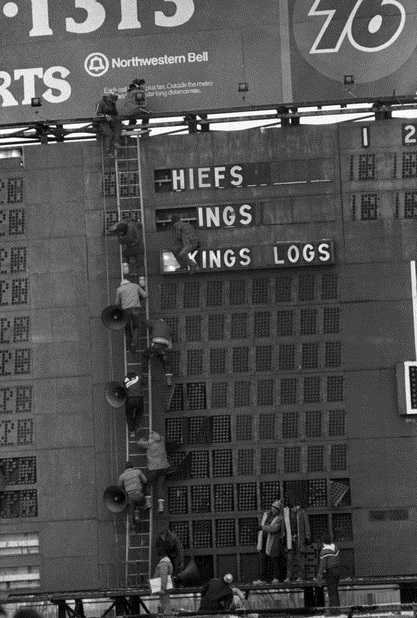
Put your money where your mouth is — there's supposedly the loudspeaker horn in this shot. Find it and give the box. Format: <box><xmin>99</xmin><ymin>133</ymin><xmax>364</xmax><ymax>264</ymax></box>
<box><xmin>103</xmin><ymin>485</ymin><xmax>128</xmax><ymax>513</ymax></box>
<box><xmin>105</xmin><ymin>381</ymin><xmax>127</xmax><ymax>408</ymax></box>
<box><xmin>176</xmin><ymin>557</ymin><xmax>200</xmax><ymax>586</ymax></box>
<box><xmin>101</xmin><ymin>305</ymin><xmax>128</xmax><ymax>330</ymax></box>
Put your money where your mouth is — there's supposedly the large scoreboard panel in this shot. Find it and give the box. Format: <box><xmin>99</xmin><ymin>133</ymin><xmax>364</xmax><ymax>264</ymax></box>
<box><xmin>141</xmin><ymin>120</ymin><xmax>417</xmax><ymax>579</ymax></box>
<box><xmin>1</xmin><ymin>119</ymin><xmax>416</xmax><ymax>591</ymax></box>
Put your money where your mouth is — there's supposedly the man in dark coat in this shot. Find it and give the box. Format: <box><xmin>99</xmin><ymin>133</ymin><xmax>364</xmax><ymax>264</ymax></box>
<box><xmin>171</xmin><ymin>215</ymin><xmax>199</xmax><ymax>272</ymax></box>
<box><xmin>199</xmin><ymin>576</ymin><xmax>233</xmax><ymax>612</ymax></box>
<box><xmin>123</xmin><ymin>372</ymin><xmax>144</xmax><ymax>433</ymax></box>
<box><xmin>285</xmin><ymin>503</ymin><xmax>311</xmax><ymax>581</ymax></box>
<box><xmin>109</xmin><ymin>220</ymin><xmax>144</xmax><ymax>272</ymax></box>
<box><xmin>95</xmin><ymin>93</ymin><xmax>121</xmax><ymax>153</ymax></box>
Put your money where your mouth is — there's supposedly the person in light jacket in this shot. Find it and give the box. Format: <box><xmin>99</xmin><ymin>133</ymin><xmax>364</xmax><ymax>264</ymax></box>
<box><xmin>254</xmin><ymin>499</ymin><xmax>287</xmax><ymax>584</ymax></box>
<box><xmin>138</xmin><ymin>431</ymin><xmax>170</xmax><ymax>512</ymax></box>
<box><xmin>142</xmin><ymin>318</ymin><xmax>173</xmax><ymax>384</ymax></box>
<box><xmin>153</xmin><ymin>546</ymin><xmax>174</xmax><ymax>614</ymax></box>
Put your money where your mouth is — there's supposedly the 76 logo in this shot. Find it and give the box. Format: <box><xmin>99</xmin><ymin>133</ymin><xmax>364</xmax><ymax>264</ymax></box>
<box><xmin>309</xmin><ymin>0</ymin><xmax>406</xmax><ymax>53</ymax></box>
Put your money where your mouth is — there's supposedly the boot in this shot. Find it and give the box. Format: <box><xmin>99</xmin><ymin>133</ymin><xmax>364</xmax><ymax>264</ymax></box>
<box><xmin>158</xmin><ymin>498</ymin><xmax>165</xmax><ymax>513</ymax></box>
<box><xmin>144</xmin><ymin>495</ymin><xmax>152</xmax><ymax>510</ymax></box>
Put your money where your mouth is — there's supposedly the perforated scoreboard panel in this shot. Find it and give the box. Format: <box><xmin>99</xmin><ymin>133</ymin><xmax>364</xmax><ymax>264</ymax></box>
<box><xmin>0</xmin><ymin>174</ymin><xmax>37</xmax><ymax>519</ymax></box>
<box><xmin>144</xmin><ymin>120</ymin><xmax>417</xmax><ymax>581</ymax></box>
<box><xmin>158</xmin><ymin>273</ymin><xmax>350</xmax><ymax>581</ymax></box>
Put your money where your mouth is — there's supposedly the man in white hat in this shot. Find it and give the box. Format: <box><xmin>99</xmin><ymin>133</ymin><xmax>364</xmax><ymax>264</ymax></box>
<box><xmin>254</xmin><ymin>499</ymin><xmax>287</xmax><ymax>584</ymax></box>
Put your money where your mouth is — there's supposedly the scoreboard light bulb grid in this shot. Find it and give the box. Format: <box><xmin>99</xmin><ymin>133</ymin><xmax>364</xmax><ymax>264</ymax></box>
<box><xmin>305</xmin><ymin>410</ymin><xmax>322</xmax><ymax>438</ymax></box>
<box><xmin>255</xmin><ymin>345</ymin><xmax>273</xmax><ymax>371</ymax></box>
<box><xmin>211</xmin><ymin>415</ymin><xmax>231</xmax><ymax>443</ymax></box>
<box><xmin>185</xmin><ymin>314</ymin><xmax>202</xmax><ymax>341</ymax></box>
<box><xmin>307</xmin><ymin>445</ymin><xmax>325</xmax><ymax>473</ymax></box>
<box><xmin>300</xmin><ymin>308</ymin><xmax>318</xmax><ymax>335</ymax></box>
<box><xmin>215</xmin><ymin>519</ymin><xmax>235</xmax><ymax>547</ymax></box>
<box><xmin>206</xmin><ymin>280</ymin><xmax>224</xmax><ymax>306</ymax></box>
<box><xmin>259</xmin><ymin>413</ymin><xmax>275</xmax><ymax>440</ymax></box>
<box><xmin>282</xmin><ymin>411</ymin><xmax>299</xmax><ymax>439</ymax></box>
<box><xmin>209</xmin><ymin>348</ymin><xmax>226</xmax><ymax>375</ymax></box>
<box><xmin>234</xmin><ymin>380</ymin><xmax>251</xmax><ymax>407</ymax></box>
<box><xmin>254</xmin><ymin>311</ymin><xmax>271</xmax><ymax>337</ymax></box>
<box><xmin>237</xmin><ymin>448</ymin><xmax>254</xmax><ymax>476</ymax></box>
<box><xmin>256</xmin><ymin>378</ymin><xmax>273</xmax><ymax>405</ymax></box>
<box><xmin>260</xmin><ymin>448</ymin><xmax>277</xmax><ymax>475</ymax></box>
<box><xmin>207</xmin><ymin>313</ymin><xmax>225</xmax><ymax>340</ymax></box>
<box><xmin>231</xmin><ymin>313</ymin><xmax>248</xmax><ymax>339</ymax></box>
<box><xmin>211</xmin><ymin>382</ymin><xmax>228</xmax><ymax>408</ymax></box>
<box><xmin>235</xmin><ymin>414</ymin><xmax>252</xmax><ymax>441</ymax></box>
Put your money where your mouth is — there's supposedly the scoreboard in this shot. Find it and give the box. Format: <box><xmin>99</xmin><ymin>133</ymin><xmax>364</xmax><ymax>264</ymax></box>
<box><xmin>0</xmin><ymin>117</ymin><xmax>416</xmax><ymax>590</ymax></box>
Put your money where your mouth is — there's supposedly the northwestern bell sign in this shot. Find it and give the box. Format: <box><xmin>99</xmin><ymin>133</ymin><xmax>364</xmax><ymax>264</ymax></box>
<box><xmin>0</xmin><ymin>0</ymin><xmax>416</xmax><ymax>123</ymax></box>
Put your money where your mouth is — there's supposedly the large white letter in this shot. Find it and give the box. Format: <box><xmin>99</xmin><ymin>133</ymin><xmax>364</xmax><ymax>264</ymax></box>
<box><xmin>66</xmin><ymin>0</ymin><xmax>106</xmax><ymax>33</ymax></box>
<box><xmin>0</xmin><ymin>71</ymin><xmax>18</xmax><ymax>106</ymax></box>
<box><xmin>155</xmin><ymin>0</ymin><xmax>195</xmax><ymax>27</ymax></box>
<box><xmin>43</xmin><ymin>66</ymin><xmax>71</xmax><ymax>103</ymax></box>
<box><xmin>14</xmin><ymin>68</ymin><xmax>43</xmax><ymax>104</ymax></box>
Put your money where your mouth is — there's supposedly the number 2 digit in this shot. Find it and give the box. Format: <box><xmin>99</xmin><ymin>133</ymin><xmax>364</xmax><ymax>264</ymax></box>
<box><xmin>404</xmin><ymin>125</ymin><xmax>417</xmax><ymax>145</ymax></box>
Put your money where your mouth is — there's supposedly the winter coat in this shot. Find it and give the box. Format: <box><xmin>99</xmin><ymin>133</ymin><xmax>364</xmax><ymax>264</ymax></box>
<box><xmin>124</xmin><ymin>374</ymin><xmax>142</xmax><ymax>398</ymax></box>
<box><xmin>317</xmin><ymin>543</ymin><xmax>341</xmax><ymax>579</ymax></box>
<box><xmin>117</xmin><ymin>87</ymin><xmax>147</xmax><ymax>116</ymax></box>
<box><xmin>96</xmin><ymin>96</ymin><xmax>118</xmax><ymax>117</ymax></box>
<box><xmin>138</xmin><ymin>432</ymin><xmax>170</xmax><ymax>470</ymax></box>
<box><xmin>118</xmin><ymin>467</ymin><xmax>147</xmax><ymax>496</ymax></box>
<box><xmin>289</xmin><ymin>507</ymin><xmax>311</xmax><ymax>551</ymax></box>
<box><xmin>173</xmin><ymin>220</ymin><xmax>199</xmax><ymax>246</ymax></box>
<box><xmin>199</xmin><ymin>578</ymin><xmax>233</xmax><ymax>611</ymax></box>
<box><xmin>146</xmin><ymin>319</ymin><xmax>172</xmax><ymax>348</ymax></box>
<box><xmin>257</xmin><ymin>510</ymin><xmax>285</xmax><ymax>557</ymax></box>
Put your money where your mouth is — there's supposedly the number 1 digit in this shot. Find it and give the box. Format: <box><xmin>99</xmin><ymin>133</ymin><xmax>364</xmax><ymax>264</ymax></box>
<box><xmin>29</xmin><ymin>0</ymin><xmax>53</xmax><ymax>36</ymax></box>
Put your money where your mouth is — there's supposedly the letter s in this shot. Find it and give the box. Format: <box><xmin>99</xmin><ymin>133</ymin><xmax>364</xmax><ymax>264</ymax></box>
<box><xmin>43</xmin><ymin>66</ymin><xmax>71</xmax><ymax>103</ymax></box>
<box><xmin>239</xmin><ymin>247</ymin><xmax>251</xmax><ymax>266</ymax></box>
<box><xmin>239</xmin><ymin>203</ymin><xmax>253</xmax><ymax>225</ymax></box>
<box><xmin>318</xmin><ymin>242</ymin><xmax>331</xmax><ymax>262</ymax></box>
<box><xmin>230</xmin><ymin>165</ymin><xmax>243</xmax><ymax>186</ymax></box>
<box><xmin>155</xmin><ymin>0</ymin><xmax>195</xmax><ymax>27</ymax></box>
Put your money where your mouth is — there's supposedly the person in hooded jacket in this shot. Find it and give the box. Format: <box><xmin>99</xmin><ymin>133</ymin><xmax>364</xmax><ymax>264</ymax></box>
<box><xmin>315</xmin><ymin>534</ymin><xmax>341</xmax><ymax>609</ymax></box>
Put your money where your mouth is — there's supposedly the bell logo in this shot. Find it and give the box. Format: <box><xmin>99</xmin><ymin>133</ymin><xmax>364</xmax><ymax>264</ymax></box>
<box><xmin>84</xmin><ymin>52</ymin><xmax>109</xmax><ymax>77</ymax></box>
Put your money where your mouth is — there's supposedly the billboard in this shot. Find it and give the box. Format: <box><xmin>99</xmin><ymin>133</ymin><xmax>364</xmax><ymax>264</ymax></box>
<box><xmin>0</xmin><ymin>0</ymin><xmax>416</xmax><ymax>124</ymax></box>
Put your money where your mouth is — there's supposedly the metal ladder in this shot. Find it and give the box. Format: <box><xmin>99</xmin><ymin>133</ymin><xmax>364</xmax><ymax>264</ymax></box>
<box><xmin>102</xmin><ymin>133</ymin><xmax>152</xmax><ymax>588</ymax></box>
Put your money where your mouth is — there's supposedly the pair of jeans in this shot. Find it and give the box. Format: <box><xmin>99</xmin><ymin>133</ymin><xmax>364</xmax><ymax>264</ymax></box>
<box><xmin>287</xmin><ymin>549</ymin><xmax>305</xmax><ymax>580</ymax></box>
<box><xmin>325</xmin><ymin>568</ymin><xmax>340</xmax><ymax>607</ymax></box>
<box><xmin>125</xmin><ymin>396</ymin><xmax>144</xmax><ymax>432</ymax></box>
<box><xmin>260</xmin><ymin>549</ymin><xmax>287</xmax><ymax>582</ymax></box>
